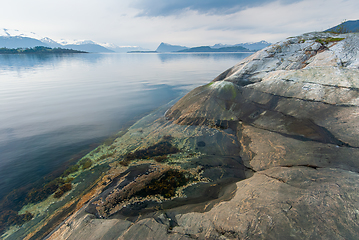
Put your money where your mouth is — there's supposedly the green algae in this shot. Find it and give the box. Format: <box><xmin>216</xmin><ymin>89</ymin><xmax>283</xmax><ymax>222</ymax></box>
<box><xmin>221</xmin><ymin>83</ymin><xmax>237</xmax><ymax>100</ymax></box>
<box><xmin>153</xmin><ymin>155</ymin><xmax>168</xmax><ymax>162</ymax></box>
<box><xmin>2</xmin><ymin>97</ymin><xmax>243</xmax><ymax>237</ymax></box>
<box><xmin>0</xmin><ymin>149</ymin><xmax>96</xmax><ymax>235</ymax></box>
<box><xmin>1</xmin><ymin>124</ymin><xmax>122</xmax><ymax>237</ymax></box>
<box><xmin>315</xmin><ymin>37</ymin><xmax>345</xmax><ymax>45</ymax></box>
<box><xmin>206</xmin><ymin>82</ymin><xmax>214</xmax><ymax>87</ymax></box>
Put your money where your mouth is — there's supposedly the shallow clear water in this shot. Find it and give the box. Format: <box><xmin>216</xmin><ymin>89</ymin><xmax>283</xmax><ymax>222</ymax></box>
<box><xmin>0</xmin><ymin>52</ymin><xmax>252</xmax><ymax>201</ymax></box>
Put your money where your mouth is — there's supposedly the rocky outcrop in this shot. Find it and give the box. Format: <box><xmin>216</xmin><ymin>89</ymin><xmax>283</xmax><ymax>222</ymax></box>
<box><xmin>45</xmin><ymin>32</ymin><xmax>359</xmax><ymax>240</ymax></box>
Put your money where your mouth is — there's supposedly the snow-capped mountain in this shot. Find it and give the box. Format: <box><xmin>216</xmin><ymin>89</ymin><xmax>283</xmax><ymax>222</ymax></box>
<box><xmin>97</xmin><ymin>42</ymin><xmax>147</xmax><ymax>52</ymax></box>
<box><xmin>0</xmin><ymin>28</ymin><xmax>43</xmax><ymax>40</ymax></box>
<box><xmin>0</xmin><ymin>28</ymin><xmax>271</xmax><ymax>53</ymax></box>
<box><xmin>0</xmin><ymin>28</ymin><xmax>139</xmax><ymax>53</ymax></box>
<box><xmin>58</xmin><ymin>39</ymin><xmax>97</xmax><ymax>45</ymax></box>
<box><xmin>212</xmin><ymin>40</ymin><xmax>271</xmax><ymax>51</ymax></box>
<box><xmin>40</xmin><ymin>37</ymin><xmax>62</xmax><ymax>48</ymax></box>
<box><xmin>0</xmin><ymin>28</ymin><xmax>52</xmax><ymax>49</ymax></box>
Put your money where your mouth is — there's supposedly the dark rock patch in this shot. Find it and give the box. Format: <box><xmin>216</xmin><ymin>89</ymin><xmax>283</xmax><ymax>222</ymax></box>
<box><xmin>121</xmin><ymin>136</ymin><xmax>179</xmax><ymax>165</ymax></box>
<box><xmin>135</xmin><ymin>169</ymin><xmax>190</xmax><ymax>198</ymax></box>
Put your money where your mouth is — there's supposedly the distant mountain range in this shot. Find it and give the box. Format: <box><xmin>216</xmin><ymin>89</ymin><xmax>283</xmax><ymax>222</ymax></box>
<box><xmin>0</xmin><ymin>28</ymin><xmax>144</xmax><ymax>53</ymax></box>
<box><xmin>0</xmin><ymin>28</ymin><xmax>272</xmax><ymax>54</ymax></box>
<box><xmin>0</xmin><ymin>36</ymin><xmax>47</xmax><ymax>49</ymax></box>
<box><xmin>62</xmin><ymin>43</ymin><xmax>113</xmax><ymax>53</ymax></box>
<box><xmin>325</xmin><ymin>20</ymin><xmax>359</xmax><ymax>33</ymax></box>
<box><xmin>212</xmin><ymin>41</ymin><xmax>272</xmax><ymax>51</ymax></box>
<box><xmin>133</xmin><ymin>41</ymin><xmax>271</xmax><ymax>53</ymax></box>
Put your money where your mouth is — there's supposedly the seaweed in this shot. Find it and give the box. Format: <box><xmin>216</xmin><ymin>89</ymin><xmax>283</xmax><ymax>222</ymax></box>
<box><xmin>0</xmin><ymin>189</ymin><xmax>27</xmax><ymax>213</ymax></box>
<box><xmin>98</xmin><ymin>153</ymin><xmax>113</xmax><ymax>161</ymax></box>
<box><xmin>0</xmin><ymin>153</ymin><xmax>88</xmax><ymax>234</ymax></box>
<box><xmin>63</xmin><ymin>177</ymin><xmax>74</xmax><ymax>184</ymax></box>
<box><xmin>79</xmin><ymin>158</ymin><xmax>92</xmax><ymax>169</ymax></box>
<box><xmin>53</xmin><ymin>183</ymin><xmax>72</xmax><ymax>199</ymax></box>
<box><xmin>154</xmin><ymin>155</ymin><xmax>168</xmax><ymax>162</ymax></box>
<box><xmin>135</xmin><ymin>170</ymin><xmax>190</xmax><ymax>198</ymax></box>
<box><xmin>0</xmin><ymin>210</ymin><xmax>33</xmax><ymax>234</ymax></box>
<box><xmin>61</xmin><ymin>164</ymin><xmax>79</xmax><ymax>177</ymax></box>
<box><xmin>25</xmin><ymin>179</ymin><xmax>62</xmax><ymax>204</ymax></box>
<box><xmin>123</xmin><ymin>136</ymin><xmax>179</xmax><ymax>164</ymax></box>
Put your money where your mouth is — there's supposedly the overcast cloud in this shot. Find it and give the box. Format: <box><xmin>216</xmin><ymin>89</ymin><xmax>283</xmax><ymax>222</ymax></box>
<box><xmin>1</xmin><ymin>0</ymin><xmax>358</xmax><ymax>49</ymax></box>
<box><xmin>131</xmin><ymin>0</ymin><xmax>302</xmax><ymax>16</ymax></box>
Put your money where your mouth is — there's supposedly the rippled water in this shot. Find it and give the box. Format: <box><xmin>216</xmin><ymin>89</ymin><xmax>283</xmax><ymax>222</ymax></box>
<box><xmin>0</xmin><ymin>52</ymin><xmax>252</xmax><ymax>201</ymax></box>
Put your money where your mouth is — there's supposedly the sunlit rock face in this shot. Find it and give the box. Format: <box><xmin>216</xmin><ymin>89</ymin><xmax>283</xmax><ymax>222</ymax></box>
<box><xmin>166</xmin><ymin>32</ymin><xmax>359</xmax><ymax>171</ymax></box>
<box><xmin>47</xmin><ymin>32</ymin><xmax>359</xmax><ymax>240</ymax></box>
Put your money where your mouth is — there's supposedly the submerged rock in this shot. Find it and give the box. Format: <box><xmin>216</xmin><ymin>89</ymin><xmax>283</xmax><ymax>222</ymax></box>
<box><xmin>40</xmin><ymin>32</ymin><xmax>359</xmax><ymax>239</ymax></box>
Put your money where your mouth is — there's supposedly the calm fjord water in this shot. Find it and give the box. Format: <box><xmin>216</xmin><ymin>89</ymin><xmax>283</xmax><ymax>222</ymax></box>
<box><xmin>0</xmin><ymin>52</ymin><xmax>251</xmax><ymax>201</ymax></box>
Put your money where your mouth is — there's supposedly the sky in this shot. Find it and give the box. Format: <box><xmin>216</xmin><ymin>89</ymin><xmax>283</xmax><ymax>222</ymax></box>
<box><xmin>1</xmin><ymin>0</ymin><xmax>358</xmax><ymax>49</ymax></box>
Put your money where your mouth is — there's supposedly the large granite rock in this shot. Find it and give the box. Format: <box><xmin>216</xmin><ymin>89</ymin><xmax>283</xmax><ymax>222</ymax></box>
<box><xmin>45</xmin><ymin>32</ymin><xmax>359</xmax><ymax>240</ymax></box>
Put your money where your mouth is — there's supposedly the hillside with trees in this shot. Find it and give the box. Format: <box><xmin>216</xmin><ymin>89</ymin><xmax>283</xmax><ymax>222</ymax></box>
<box><xmin>0</xmin><ymin>46</ymin><xmax>87</xmax><ymax>54</ymax></box>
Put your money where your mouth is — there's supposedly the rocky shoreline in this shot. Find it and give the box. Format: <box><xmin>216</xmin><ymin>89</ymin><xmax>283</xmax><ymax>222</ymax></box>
<box><xmin>3</xmin><ymin>31</ymin><xmax>359</xmax><ymax>239</ymax></box>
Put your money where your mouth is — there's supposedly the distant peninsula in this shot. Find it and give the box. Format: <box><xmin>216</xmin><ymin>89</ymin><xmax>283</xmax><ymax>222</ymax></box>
<box><xmin>0</xmin><ymin>46</ymin><xmax>88</xmax><ymax>54</ymax></box>
<box><xmin>128</xmin><ymin>41</ymin><xmax>271</xmax><ymax>53</ymax></box>
<box><xmin>156</xmin><ymin>42</ymin><xmax>187</xmax><ymax>52</ymax></box>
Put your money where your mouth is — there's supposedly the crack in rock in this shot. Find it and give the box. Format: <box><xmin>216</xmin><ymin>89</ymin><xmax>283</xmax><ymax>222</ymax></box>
<box><xmin>281</xmin><ymin>164</ymin><xmax>321</xmax><ymax>170</ymax></box>
<box><xmin>259</xmin><ymin>173</ymin><xmax>287</xmax><ymax>183</ymax></box>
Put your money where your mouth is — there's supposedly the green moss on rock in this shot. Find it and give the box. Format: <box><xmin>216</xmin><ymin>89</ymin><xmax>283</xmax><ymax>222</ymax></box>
<box><xmin>315</xmin><ymin>37</ymin><xmax>345</xmax><ymax>45</ymax></box>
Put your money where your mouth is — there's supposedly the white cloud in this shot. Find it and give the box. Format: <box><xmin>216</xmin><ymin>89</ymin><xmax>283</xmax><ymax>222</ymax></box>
<box><xmin>0</xmin><ymin>0</ymin><xmax>358</xmax><ymax>49</ymax></box>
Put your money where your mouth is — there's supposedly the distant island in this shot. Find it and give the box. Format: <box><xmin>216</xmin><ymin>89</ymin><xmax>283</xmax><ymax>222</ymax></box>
<box><xmin>0</xmin><ymin>46</ymin><xmax>88</xmax><ymax>54</ymax></box>
<box><xmin>128</xmin><ymin>41</ymin><xmax>271</xmax><ymax>53</ymax></box>
<box><xmin>156</xmin><ymin>42</ymin><xmax>188</xmax><ymax>52</ymax></box>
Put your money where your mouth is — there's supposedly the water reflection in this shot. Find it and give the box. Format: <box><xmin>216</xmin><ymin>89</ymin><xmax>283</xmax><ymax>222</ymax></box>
<box><xmin>0</xmin><ymin>53</ymin><xmax>105</xmax><ymax>72</ymax></box>
<box><xmin>0</xmin><ymin>52</ymin><xmax>250</xmax><ymax>203</ymax></box>
<box><xmin>156</xmin><ymin>52</ymin><xmax>252</xmax><ymax>63</ymax></box>
<box><xmin>0</xmin><ymin>83</ymin><xmax>182</xmax><ymax>200</ymax></box>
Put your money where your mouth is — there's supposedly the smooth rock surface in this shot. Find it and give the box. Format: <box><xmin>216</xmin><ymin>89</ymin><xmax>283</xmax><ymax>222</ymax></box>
<box><xmin>46</xmin><ymin>32</ymin><xmax>359</xmax><ymax>240</ymax></box>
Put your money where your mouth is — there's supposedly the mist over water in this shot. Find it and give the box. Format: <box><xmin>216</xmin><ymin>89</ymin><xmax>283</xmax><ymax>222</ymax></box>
<box><xmin>0</xmin><ymin>52</ymin><xmax>251</xmax><ymax>201</ymax></box>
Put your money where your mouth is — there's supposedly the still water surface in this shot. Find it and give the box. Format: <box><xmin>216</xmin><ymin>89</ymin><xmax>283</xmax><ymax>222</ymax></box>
<box><xmin>0</xmin><ymin>52</ymin><xmax>251</xmax><ymax>201</ymax></box>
